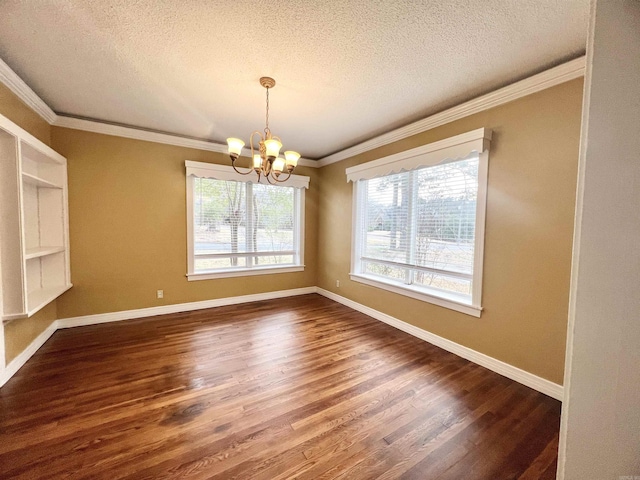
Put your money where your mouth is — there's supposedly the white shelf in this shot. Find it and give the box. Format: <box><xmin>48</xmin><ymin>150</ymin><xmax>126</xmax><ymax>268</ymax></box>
<box><xmin>24</xmin><ymin>246</ymin><xmax>66</xmax><ymax>260</ymax></box>
<box><xmin>2</xmin><ymin>313</ymin><xmax>27</xmax><ymax>323</ymax></box>
<box><xmin>2</xmin><ymin>284</ymin><xmax>73</xmax><ymax>323</ymax></box>
<box><xmin>27</xmin><ymin>284</ymin><xmax>73</xmax><ymax>317</ymax></box>
<box><xmin>21</xmin><ymin>172</ymin><xmax>63</xmax><ymax>189</ymax></box>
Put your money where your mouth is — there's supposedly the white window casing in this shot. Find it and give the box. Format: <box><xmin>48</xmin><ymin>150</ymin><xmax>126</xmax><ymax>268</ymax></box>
<box><xmin>347</xmin><ymin>128</ymin><xmax>491</xmax><ymax>317</ymax></box>
<box><xmin>187</xmin><ymin>161</ymin><xmax>310</xmax><ymax>189</ymax></box>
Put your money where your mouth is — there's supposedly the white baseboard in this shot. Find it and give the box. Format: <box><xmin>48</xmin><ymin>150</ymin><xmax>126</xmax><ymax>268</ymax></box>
<box><xmin>1</xmin><ymin>286</ymin><xmax>563</xmax><ymax>401</ymax></box>
<box><xmin>57</xmin><ymin>287</ymin><xmax>317</xmax><ymax>329</ymax></box>
<box><xmin>316</xmin><ymin>288</ymin><xmax>564</xmax><ymax>401</ymax></box>
<box><xmin>0</xmin><ymin>321</ymin><xmax>57</xmax><ymax>388</ymax></box>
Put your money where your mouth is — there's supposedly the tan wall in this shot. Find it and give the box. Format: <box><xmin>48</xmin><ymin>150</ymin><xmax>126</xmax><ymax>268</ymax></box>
<box><xmin>317</xmin><ymin>79</ymin><xmax>583</xmax><ymax>385</ymax></box>
<box><xmin>0</xmin><ymin>85</ymin><xmax>57</xmax><ymax>364</ymax></box>
<box><xmin>4</xmin><ymin>303</ymin><xmax>56</xmax><ymax>363</ymax></box>
<box><xmin>0</xmin><ymin>83</ymin><xmax>50</xmax><ymax>145</ymax></box>
<box><xmin>51</xmin><ymin>128</ymin><xmax>319</xmax><ymax>319</ymax></box>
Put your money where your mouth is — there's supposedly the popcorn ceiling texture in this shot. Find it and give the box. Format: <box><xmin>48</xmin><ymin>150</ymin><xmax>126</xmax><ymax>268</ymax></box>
<box><xmin>0</xmin><ymin>0</ymin><xmax>589</xmax><ymax>159</ymax></box>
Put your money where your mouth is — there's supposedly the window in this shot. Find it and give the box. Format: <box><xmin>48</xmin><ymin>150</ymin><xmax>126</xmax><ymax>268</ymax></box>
<box><xmin>348</xmin><ymin>128</ymin><xmax>491</xmax><ymax>316</ymax></box>
<box><xmin>186</xmin><ymin>161</ymin><xmax>308</xmax><ymax>280</ymax></box>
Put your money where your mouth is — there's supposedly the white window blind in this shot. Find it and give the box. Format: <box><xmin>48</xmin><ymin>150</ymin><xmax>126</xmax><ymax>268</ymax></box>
<box><xmin>186</xmin><ymin>161</ymin><xmax>307</xmax><ymax>279</ymax></box>
<box><xmin>358</xmin><ymin>156</ymin><xmax>478</xmax><ymax>293</ymax></box>
<box><xmin>349</xmin><ymin>128</ymin><xmax>491</xmax><ymax>316</ymax></box>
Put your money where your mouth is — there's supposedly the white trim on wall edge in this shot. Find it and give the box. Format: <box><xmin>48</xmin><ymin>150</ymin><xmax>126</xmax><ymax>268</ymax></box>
<box><xmin>1</xmin><ymin>286</ymin><xmax>562</xmax><ymax>401</ymax></box>
<box><xmin>54</xmin><ymin>116</ymin><xmax>229</xmax><ymax>153</ymax></box>
<box><xmin>0</xmin><ymin>321</ymin><xmax>57</xmax><ymax>388</ymax></box>
<box><xmin>52</xmin><ymin>116</ymin><xmax>318</xmax><ymax>167</ymax></box>
<box><xmin>57</xmin><ymin>287</ymin><xmax>317</xmax><ymax>329</ymax></box>
<box><xmin>317</xmin><ymin>56</ymin><xmax>586</xmax><ymax>167</ymax></box>
<box><xmin>316</xmin><ymin>288</ymin><xmax>564</xmax><ymax>401</ymax></box>
<box><xmin>0</xmin><ymin>57</ymin><xmax>57</xmax><ymax>123</ymax></box>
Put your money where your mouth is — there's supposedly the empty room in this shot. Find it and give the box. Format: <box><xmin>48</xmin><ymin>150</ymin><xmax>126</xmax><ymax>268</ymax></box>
<box><xmin>0</xmin><ymin>1</ymin><xmax>638</xmax><ymax>479</ymax></box>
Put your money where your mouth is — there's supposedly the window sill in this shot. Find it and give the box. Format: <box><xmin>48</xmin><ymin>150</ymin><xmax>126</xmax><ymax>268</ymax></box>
<box><xmin>188</xmin><ymin>265</ymin><xmax>305</xmax><ymax>281</ymax></box>
<box><xmin>349</xmin><ymin>273</ymin><xmax>482</xmax><ymax>317</ymax></box>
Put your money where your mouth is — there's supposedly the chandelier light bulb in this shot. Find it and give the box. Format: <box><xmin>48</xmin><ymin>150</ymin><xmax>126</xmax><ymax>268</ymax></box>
<box><xmin>272</xmin><ymin>157</ymin><xmax>285</xmax><ymax>174</ymax></box>
<box><xmin>264</xmin><ymin>138</ymin><xmax>283</xmax><ymax>159</ymax></box>
<box><xmin>284</xmin><ymin>151</ymin><xmax>300</xmax><ymax>169</ymax></box>
<box><xmin>227</xmin><ymin>138</ymin><xmax>245</xmax><ymax>159</ymax></box>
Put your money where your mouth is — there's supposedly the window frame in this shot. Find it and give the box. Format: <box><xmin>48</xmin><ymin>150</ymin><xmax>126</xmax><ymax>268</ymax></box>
<box><xmin>347</xmin><ymin>128</ymin><xmax>491</xmax><ymax>317</ymax></box>
<box><xmin>186</xmin><ymin>160</ymin><xmax>308</xmax><ymax>281</ymax></box>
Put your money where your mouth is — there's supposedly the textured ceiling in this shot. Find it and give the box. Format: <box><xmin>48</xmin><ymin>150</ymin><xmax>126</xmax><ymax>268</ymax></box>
<box><xmin>0</xmin><ymin>0</ymin><xmax>589</xmax><ymax>159</ymax></box>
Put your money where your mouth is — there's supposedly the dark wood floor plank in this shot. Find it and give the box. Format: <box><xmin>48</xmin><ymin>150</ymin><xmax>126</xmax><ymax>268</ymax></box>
<box><xmin>378</xmin><ymin>382</ymin><xmax>519</xmax><ymax>480</ymax></box>
<box><xmin>0</xmin><ymin>294</ymin><xmax>561</xmax><ymax>479</ymax></box>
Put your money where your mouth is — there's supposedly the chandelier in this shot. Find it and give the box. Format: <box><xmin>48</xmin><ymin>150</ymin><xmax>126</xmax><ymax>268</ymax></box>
<box><xmin>226</xmin><ymin>77</ymin><xmax>300</xmax><ymax>183</ymax></box>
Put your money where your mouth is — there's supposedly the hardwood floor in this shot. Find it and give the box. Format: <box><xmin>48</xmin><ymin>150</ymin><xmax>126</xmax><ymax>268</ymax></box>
<box><xmin>0</xmin><ymin>294</ymin><xmax>561</xmax><ymax>479</ymax></box>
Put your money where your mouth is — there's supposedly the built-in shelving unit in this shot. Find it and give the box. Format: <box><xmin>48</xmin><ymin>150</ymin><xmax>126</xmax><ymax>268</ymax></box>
<box><xmin>0</xmin><ymin>113</ymin><xmax>71</xmax><ymax>322</ymax></box>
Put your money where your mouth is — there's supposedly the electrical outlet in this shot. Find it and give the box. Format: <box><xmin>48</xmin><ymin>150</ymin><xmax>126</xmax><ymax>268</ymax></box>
<box><xmin>336</xmin><ymin>280</ymin><xmax>340</xmax><ymax>288</ymax></box>
<box><xmin>157</xmin><ymin>290</ymin><xmax>164</xmax><ymax>299</ymax></box>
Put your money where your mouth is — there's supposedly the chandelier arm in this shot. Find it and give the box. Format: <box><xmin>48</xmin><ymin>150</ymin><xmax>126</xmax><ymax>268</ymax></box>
<box><xmin>271</xmin><ymin>171</ymin><xmax>293</xmax><ymax>183</ymax></box>
<box><xmin>250</xmin><ymin>131</ymin><xmax>264</xmax><ymax>149</ymax></box>
<box><xmin>265</xmin><ymin>173</ymin><xmax>278</xmax><ymax>185</ymax></box>
<box><xmin>231</xmin><ymin>162</ymin><xmax>255</xmax><ymax>176</ymax></box>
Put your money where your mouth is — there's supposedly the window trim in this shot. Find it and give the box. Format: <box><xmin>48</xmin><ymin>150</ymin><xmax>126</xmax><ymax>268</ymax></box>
<box><xmin>347</xmin><ymin>128</ymin><xmax>491</xmax><ymax>317</ymax></box>
<box><xmin>186</xmin><ymin>160</ymin><xmax>308</xmax><ymax>281</ymax></box>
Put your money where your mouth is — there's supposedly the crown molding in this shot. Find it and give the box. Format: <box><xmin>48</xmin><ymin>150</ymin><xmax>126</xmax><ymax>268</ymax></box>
<box><xmin>0</xmin><ymin>57</ymin><xmax>57</xmax><ymax>124</ymax></box>
<box><xmin>54</xmin><ymin>115</ymin><xmax>230</xmax><ymax>153</ymax></box>
<box><xmin>317</xmin><ymin>56</ymin><xmax>586</xmax><ymax>168</ymax></box>
<box><xmin>53</xmin><ymin>115</ymin><xmax>318</xmax><ymax>167</ymax></box>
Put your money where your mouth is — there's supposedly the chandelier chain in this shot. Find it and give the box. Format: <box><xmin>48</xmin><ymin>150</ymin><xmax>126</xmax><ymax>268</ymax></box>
<box><xmin>265</xmin><ymin>87</ymin><xmax>270</xmax><ymax>136</ymax></box>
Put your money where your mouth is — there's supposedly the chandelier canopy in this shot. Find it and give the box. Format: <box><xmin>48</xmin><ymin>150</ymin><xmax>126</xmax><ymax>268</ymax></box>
<box><xmin>226</xmin><ymin>77</ymin><xmax>300</xmax><ymax>183</ymax></box>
